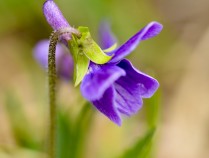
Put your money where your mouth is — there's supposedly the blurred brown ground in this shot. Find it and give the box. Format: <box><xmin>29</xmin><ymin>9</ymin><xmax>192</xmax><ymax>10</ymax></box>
<box><xmin>154</xmin><ymin>0</ymin><xmax>209</xmax><ymax>157</ymax></box>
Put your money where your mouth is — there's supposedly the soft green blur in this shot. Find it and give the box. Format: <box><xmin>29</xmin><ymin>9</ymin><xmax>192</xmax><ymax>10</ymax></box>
<box><xmin>1</xmin><ymin>0</ymin><xmax>209</xmax><ymax>158</ymax></box>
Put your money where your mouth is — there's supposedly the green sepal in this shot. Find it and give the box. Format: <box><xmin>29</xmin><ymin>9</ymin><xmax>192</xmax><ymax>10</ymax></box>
<box><xmin>78</xmin><ymin>26</ymin><xmax>112</xmax><ymax>64</ymax></box>
<box><xmin>68</xmin><ymin>26</ymin><xmax>112</xmax><ymax>86</ymax></box>
<box><xmin>68</xmin><ymin>35</ymin><xmax>89</xmax><ymax>86</ymax></box>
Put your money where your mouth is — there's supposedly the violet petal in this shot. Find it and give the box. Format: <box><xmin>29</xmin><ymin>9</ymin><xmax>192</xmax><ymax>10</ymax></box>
<box><xmin>117</xmin><ymin>59</ymin><xmax>159</xmax><ymax>98</ymax></box>
<box><xmin>57</xmin><ymin>53</ymin><xmax>74</xmax><ymax>81</ymax></box>
<box><xmin>34</xmin><ymin>40</ymin><xmax>63</xmax><ymax>69</ymax></box>
<box><xmin>92</xmin><ymin>86</ymin><xmax>122</xmax><ymax>126</ymax></box>
<box><xmin>98</xmin><ymin>21</ymin><xmax>117</xmax><ymax>50</ymax></box>
<box><xmin>33</xmin><ymin>40</ymin><xmax>73</xmax><ymax>80</ymax></box>
<box><xmin>114</xmin><ymin>81</ymin><xmax>143</xmax><ymax>117</ymax></box>
<box><xmin>110</xmin><ymin>22</ymin><xmax>163</xmax><ymax>63</ymax></box>
<box><xmin>80</xmin><ymin>63</ymin><xmax>126</xmax><ymax>101</ymax></box>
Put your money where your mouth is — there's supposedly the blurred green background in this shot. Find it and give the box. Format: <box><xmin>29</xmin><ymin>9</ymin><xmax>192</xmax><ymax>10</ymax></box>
<box><xmin>1</xmin><ymin>0</ymin><xmax>209</xmax><ymax>158</ymax></box>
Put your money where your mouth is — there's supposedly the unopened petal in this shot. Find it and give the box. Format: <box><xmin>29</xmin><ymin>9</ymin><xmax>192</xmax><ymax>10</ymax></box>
<box><xmin>43</xmin><ymin>0</ymin><xmax>70</xmax><ymax>30</ymax></box>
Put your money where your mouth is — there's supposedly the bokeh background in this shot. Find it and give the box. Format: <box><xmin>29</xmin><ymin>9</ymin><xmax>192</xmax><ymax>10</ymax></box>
<box><xmin>1</xmin><ymin>0</ymin><xmax>209</xmax><ymax>158</ymax></box>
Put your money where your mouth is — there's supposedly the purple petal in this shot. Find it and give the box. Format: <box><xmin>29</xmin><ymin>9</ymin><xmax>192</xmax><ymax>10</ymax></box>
<box><xmin>98</xmin><ymin>21</ymin><xmax>117</xmax><ymax>50</ymax></box>
<box><xmin>92</xmin><ymin>87</ymin><xmax>122</xmax><ymax>126</ymax></box>
<box><xmin>34</xmin><ymin>40</ymin><xmax>62</xmax><ymax>69</ymax></box>
<box><xmin>34</xmin><ymin>40</ymin><xmax>49</xmax><ymax>69</ymax></box>
<box><xmin>33</xmin><ymin>40</ymin><xmax>73</xmax><ymax>80</ymax></box>
<box><xmin>43</xmin><ymin>1</ymin><xmax>70</xmax><ymax>32</ymax></box>
<box><xmin>114</xmin><ymin>81</ymin><xmax>143</xmax><ymax>116</ymax></box>
<box><xmin>110</xmin><ymin>22</ymin><xmax>163</xmax><ymax>63</ymax></box>
<box><xmin>80</xmin><ymin>63</ymin><xmax>126</xmax><ymax>101</ymax></box>
<box><xmin>112</xmin><ymin>59</ymin><xmax>159</xmax><ymax>117</ymax></box>
<box><xmin>57</xmin><ymin>53</ymin><xmax>74</xmax><ymax>81</ymax></box>
<box><xmin>117</xmin><ymin>59</ymin><xmax>159</xmax><ymax>98</ymax></box>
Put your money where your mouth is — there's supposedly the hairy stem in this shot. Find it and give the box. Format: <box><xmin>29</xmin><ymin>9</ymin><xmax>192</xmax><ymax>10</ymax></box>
<box><xmin>48</xmin><ymin>30</ymin><xmax>59</xmax><ymax>158</ymax></box>
<box><xmin>47</xmin><ymin>27</ymin><xmax>80</xmax><ymax>158</ymax></box>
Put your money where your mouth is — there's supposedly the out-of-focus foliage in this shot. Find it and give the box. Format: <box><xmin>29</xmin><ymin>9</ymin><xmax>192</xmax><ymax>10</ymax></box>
<box><xmin>117</xmin><ymin>90</ymin><xmax>161</xmax><ymax>158</ymax></box>
<box><xmin>118</xmin><ymin>128</ymin><xmax>155</xmax><ymax>158</ymax></box>
<box><xmin>57</xmin><ymin>102</ymin><xmax>94</xmax><ymax>158</ymax></box>
<box><xmin>4</xmin><ymin>91</ymin><xmax>41</xmax><ymax>150</ymax></box>
<box><xmin>3</xmin><ymin>91</ymin><xmax>95</xmax><ymax>158</ymax></box>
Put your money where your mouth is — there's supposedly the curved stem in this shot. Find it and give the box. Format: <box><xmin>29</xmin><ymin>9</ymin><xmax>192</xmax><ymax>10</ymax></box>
<box><xmin>48</xmin><ymin>30</ymin><xmax>59</xmax><ymax>158</ymax></box>
<box><xmin>47</xmin><ymin>27</ymin><xmax>80</xmax><ymax>158</ymax></box>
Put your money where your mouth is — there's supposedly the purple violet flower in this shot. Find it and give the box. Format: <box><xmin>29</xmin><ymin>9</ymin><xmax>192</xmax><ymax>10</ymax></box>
<box><xmin>81</xmin><ymin>22</ymin><xmax>162</xmax><ymax>126</ymax></box>
<box><xmin>34</xmin><ymin>40</ymin><xmax>73</xmax><ymax>80</ymax></box>
<box><xmin>42</xmin><ymin>0</ymin><xmax>163</xmax><ymax>125</ymax></box>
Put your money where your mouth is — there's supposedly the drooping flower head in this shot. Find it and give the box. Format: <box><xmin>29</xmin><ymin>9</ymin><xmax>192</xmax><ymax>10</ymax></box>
<box><xmin>39</xmin><ymin>0</ymin><xmax>163</xmax><ymax>126</ymax></box>
<box><xmin>81</xmin><ymin>22</ymin><xmax>162</xmax><ymax>125</ymax></box>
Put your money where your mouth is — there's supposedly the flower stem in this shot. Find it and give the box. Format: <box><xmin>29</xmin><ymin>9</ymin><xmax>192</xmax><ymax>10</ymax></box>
<box><xmin>48</xmin><ymin>30</ymin><xmax>59</xmax><ymax>158</ymax></box>
<box><xmin>47</xmin><ymin>27</ymin><xmax>80</xmax><ymax>158</ymax></box>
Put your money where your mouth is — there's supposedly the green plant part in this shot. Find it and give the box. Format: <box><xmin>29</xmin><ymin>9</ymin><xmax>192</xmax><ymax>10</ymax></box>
<box><xmin>68</xmin><ymin>26</ymin><xmax>112</xmax><ymax>86</ymax></box>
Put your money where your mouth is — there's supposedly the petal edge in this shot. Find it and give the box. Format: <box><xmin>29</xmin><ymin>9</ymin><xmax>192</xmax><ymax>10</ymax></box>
<box><xmin>110</xmin><ymin>22</ymin><xmax>163</xmax><ymax>63</ymax></box>
<box><xmin>92</xmin><ymin>87</ymin><xmax>122</xmax><ymax>126</ymax></box>
<box><xmin>81</xmin><ymin>64</ymin><xmax>126</xmax><ymax>101</ymax></box>
<box><xmin>117</xmin><ymin>59</ymin><xmax>159</xmax><ymax>98</ymax></box>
